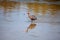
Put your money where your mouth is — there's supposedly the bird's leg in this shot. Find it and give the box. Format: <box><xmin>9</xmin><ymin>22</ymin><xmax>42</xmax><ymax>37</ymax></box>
<box><xmin>31</xmin><ymin>20</ymin><xmax>34</xmax><ymax>24</ymax></box>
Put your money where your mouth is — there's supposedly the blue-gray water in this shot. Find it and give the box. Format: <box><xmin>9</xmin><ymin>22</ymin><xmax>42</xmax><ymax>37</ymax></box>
<box><xmin>0</xmin><ymin>2</ymin><xmax>60</xmax><ymax>40</ymax></box>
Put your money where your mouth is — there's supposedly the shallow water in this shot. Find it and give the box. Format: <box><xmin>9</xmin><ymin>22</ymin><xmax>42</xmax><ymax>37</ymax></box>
<box><xmin>0</xmin><ymin>2</ymin><xmax>60</xmax><ymax>40</ymax></box>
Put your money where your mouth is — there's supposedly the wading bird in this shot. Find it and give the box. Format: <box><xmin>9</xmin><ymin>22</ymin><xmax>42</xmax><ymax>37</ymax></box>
<box><xmin>27</xmin><ymin>13</ymin><xmax>37</xmax><ymax>23</ymax></box>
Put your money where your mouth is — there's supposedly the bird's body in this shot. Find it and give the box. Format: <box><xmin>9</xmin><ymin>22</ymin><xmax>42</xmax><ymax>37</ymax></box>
<box><xmin>27</xmin><ymin>13</ymin><xmax>37</xmax><ymax>22</ymax></box>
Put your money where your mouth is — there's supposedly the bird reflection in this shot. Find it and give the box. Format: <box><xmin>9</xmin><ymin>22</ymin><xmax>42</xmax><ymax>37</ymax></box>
<box><xmin>26</xmin><ymin>23</ymin><xmax>36</xmax><ymax>32</ymax></box>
